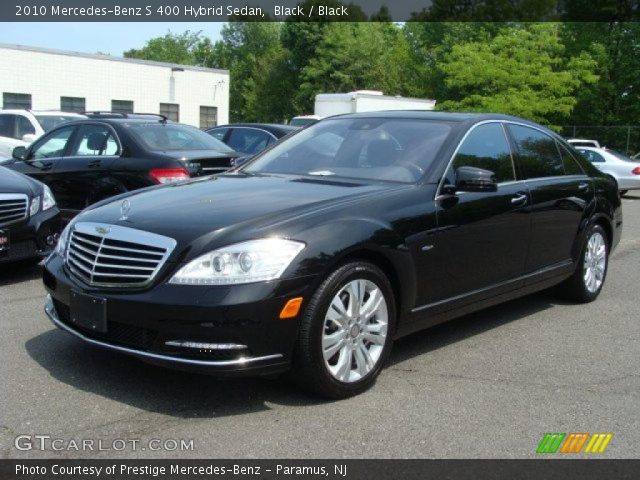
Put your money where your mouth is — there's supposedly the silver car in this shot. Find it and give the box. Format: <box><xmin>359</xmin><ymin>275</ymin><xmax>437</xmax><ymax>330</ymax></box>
<box><xmin>575</xmin><ymin>146</ymin><xmax>640</xmax><ymax>195</ymax></box>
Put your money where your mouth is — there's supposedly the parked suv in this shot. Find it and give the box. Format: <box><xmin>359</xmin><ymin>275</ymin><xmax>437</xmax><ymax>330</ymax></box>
<box><xmin>0</xmin><ymin>110</ymin><xmax>86</xmax><ymax>157</ymax></box>
<box><xmin>3</xmin><ymin>113</ymin><xmax>238</xmax><ymax>221</ymax></box>
<box><xmin>43</xmin><ymin>112</ymin><xmax>621</xmax><ymax>398</ymax></box>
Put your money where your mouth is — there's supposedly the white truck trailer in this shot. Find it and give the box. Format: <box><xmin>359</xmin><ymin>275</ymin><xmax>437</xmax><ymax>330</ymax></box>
<box><xmin>314</xmin><ymin>90</ymin><xmax>436</xmax><ymax>117</ymax></box>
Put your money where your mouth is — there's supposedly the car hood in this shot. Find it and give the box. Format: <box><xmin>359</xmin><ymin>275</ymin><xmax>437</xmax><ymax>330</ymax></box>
<box><xmin>76</xmin><ymin>174</ymin><xmax>403</xmax><ymax>246</ymax></box>
<box><xmin>0</xmin><ymin>166</ymin><xmax>39</xmax><ymax>196</ymax></box>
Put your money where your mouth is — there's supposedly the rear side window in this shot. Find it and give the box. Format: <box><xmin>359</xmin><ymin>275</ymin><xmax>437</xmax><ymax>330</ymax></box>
<box><xmin>71</xmin><ymin>124</ymin><xmax>120</xmax><ymax>156</ymax></box>
<box><xmin>447</xmin><ymin>123</ymin><xmax>515</xmax><ymax>184</ymax></box>
<box><xmin>509</xmin><ymin>124</ymin><xmax>564</xmax><ymax>178</ymax></box>
<box><xmin>558</xmin><ymin>143</ymin><xmax>584</xmax><ymax>175</ymax></box>
<box><xmin>0</xmin><ymin>115</ymin><xmax>16</xmax><ymax>138</ymax></box>
<box><xmin>577</xmin><ymin>149</ymin><xmax>605</xmax><ymax>163</ymax></box>
<box><xmin>227</xmin><ymin>128</ymin><xmax>273</xmax><ymax>154</ymax></box>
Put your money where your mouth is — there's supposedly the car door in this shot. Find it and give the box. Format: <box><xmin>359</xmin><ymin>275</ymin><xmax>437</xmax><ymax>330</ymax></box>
<box><xmin>10</xmin><ymin>125</ymin><xmax>75</xmax><ymax>186</ymax></box>
<box><xmin>422</xmin><ymin>122</ymin><xmax>531</xmax><ymax>308</ymax></box>
<box><xmin>507</xmin><ymin>124</ymin><xmax>592</xmax><ymax>273</ymax></box>
<box><xmin>52</xmin><ymin>123</ymin><xmax>121</xmax><ymax>215</ymax></box>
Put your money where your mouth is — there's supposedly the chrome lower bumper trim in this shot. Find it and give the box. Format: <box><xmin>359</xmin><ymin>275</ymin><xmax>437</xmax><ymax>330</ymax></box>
<box><xmin>44</xmin><ymin>295</ymin><xmax>284</xmax><ymax>368</ymax></box>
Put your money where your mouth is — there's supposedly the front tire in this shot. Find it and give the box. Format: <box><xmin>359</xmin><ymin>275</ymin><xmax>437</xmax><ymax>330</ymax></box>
<box><xmin>556</xmin><ymin>224</ymin><xmax>609</xmax><ymax>303</ymax></box>
<box><xmin>293</xmin><ymin>261</ymin><xmax>396</xmax><ymax>399</ymax></box>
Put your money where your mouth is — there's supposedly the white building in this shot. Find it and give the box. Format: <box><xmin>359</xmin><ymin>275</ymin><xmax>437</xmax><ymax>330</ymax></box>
<box><xmin>0</xmin><ymin>43</ymin><xmax>229</xmax><ymax>128</ymax></box>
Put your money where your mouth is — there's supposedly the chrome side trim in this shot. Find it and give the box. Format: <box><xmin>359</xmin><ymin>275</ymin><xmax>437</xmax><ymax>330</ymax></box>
<box><xmin>44</xmin><ymin>295</ymin><xmax>284</xmax><ymax>367</ymax></box>
<box><xmin>411</xmin><ymin>260</ymin><xmax>573</xmax><ymax>313</ymax></box>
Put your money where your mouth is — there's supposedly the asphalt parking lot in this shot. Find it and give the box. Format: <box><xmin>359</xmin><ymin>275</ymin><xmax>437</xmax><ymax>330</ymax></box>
<box><xmin>1</xmin><ymin>196</ymin><xmax>639</xmax><ymax>460</ymax></box>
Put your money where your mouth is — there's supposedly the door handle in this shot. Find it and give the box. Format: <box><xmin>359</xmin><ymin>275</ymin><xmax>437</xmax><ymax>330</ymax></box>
<box><xmin>578</xmin><ymin>182</ymin><xmax>589</xmax><ymax>191</ymax></box>
<box><xmin>511</xmin><ymin>193</ymin><xmax>528</xmax><ymax>206</ymax></box>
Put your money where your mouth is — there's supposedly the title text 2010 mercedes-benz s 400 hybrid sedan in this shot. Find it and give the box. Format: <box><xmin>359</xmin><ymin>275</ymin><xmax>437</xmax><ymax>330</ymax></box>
<box><xmin>43</xmin><ymin>112</ymin><xmax>622</xmax><ymax>398</ymax></box>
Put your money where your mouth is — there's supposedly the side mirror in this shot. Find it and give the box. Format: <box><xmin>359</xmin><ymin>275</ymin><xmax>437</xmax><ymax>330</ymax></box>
<box><xmin>12</xmin><ymin>146</ymin><xmax>27</xmax><ymax>160</ymax></box>
<box><xmin>455</xmin><ymin>166</ymin><xmax>498</xmax><ymax>193</ymax></box>
<box><xmin>22</xmin><ymin>133</ymin><xmax>36</xmax><ymax>143</ymax></box>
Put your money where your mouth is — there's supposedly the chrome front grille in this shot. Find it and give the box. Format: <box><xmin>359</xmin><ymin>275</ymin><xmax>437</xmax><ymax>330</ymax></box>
<box><xmin>0</xmin><ymin>194</ymin><xmax>28</xmax><ymax>225</ymax></box>
<box><xmin>66</xmin><ymin>222</ymin><xmax>176</xmax><ymax>288</ymax></box>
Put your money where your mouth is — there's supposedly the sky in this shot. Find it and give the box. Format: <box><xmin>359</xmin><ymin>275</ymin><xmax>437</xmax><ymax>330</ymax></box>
<box><xmin>0</xmin><ymin>23</ymin><xmax>224</xmax><ymax>56</ymax></box>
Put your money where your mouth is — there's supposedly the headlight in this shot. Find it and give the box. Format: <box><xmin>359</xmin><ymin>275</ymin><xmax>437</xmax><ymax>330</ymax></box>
<box><xmin>55</xmin><ymin>223</ymin><xmax>73</xmax><ymax>258</ymax></box>
<box><xmin>42</xmin><ymin>185</ymin><xmax>56</xmax><ymax>211</ymax></box>
<box><xmin>169</xmin><ymin>238</ymin><xmax>305</xmax><ymax>285</ymax></box>
<box><xmin>29</xmin><ymin>196</ymin><xmax>40</xmax><ymax>217</ymax></box>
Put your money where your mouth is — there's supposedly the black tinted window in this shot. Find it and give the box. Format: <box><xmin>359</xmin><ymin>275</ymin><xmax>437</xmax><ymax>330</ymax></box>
<box><xmin>558</xmin><ymin>144</ymin><xmax>584</xmax><ymax>175</ymax></box>
<box><xmin>227</xmin><ymin>128</ymin><xmax>273</xmax><ymax>154</ymax></box>
<box><xmin>509</xmin><ymin>125</ymin><xmax>564</xmax><ymax>178</ymax></box>
<box><xmin>16</xmin><ymin>116</ymin><xmax>35</xmax><ymax>137</ymax></box>
<box><xmin>71</xmin><ymin>124</ymin><xmax>120</xmax><ymax>156</ymax></box>
<box><xmin>448</xmin><ymin>123</ymin><xmax>515</xmax><ymax>184</ymax></box>
<box><xmin>0</xmin><ymin>115</ymin><xmax>16</xmax><ymax>138</ymax></box>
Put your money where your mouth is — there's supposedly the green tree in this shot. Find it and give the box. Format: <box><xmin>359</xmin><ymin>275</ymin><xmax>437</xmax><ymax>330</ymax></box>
<box><xmin>436</xmin><ymin>23</ymin><xmax>598</xmax><ymax>124</ymax></box>
<box><xmin>124</xmin><ymin>31</ymin><xmax>208</xmax><ymax>65</ymax></box>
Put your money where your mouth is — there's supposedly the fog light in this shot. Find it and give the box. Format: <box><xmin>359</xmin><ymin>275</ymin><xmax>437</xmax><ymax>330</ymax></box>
<box><xmin>279</xmin><ymin>297</ymin><xmax>303</xmax><ymax>319</ymax></box>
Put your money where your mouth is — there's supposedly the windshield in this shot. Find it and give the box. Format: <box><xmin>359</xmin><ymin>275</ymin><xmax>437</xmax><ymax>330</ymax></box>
<box><xmin>36</xmin><ymin>115</ymin><xmax>83</xmax><ymax>132</ymax></box>
<box><xmin>607</xmin><ymin>149</ymin><xmax>636</xmax><ymax>162</ymax></box>
<box><xmin>244</xmin><ymin>118</ymin><xmax>452</xmax><ymax>183</ymax></box>
<box><xmin>128</xmin><ymin>123</ymin><xmax>235</xmax><ymax>152</ymax></box>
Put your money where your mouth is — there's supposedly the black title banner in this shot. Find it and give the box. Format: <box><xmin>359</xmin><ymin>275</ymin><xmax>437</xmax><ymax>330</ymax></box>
<box><xmin>2</xmin><ymin>460</ymin><xmax>640</xmax><ymax>480</ymax></box>
<box><xmin>3</xmin><ymin>0</ymin><xmax>640</xmax><ymax>22</ymax></box>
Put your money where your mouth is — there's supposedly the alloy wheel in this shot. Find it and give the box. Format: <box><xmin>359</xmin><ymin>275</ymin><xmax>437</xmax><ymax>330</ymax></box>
<box><xmin>321</xmin><ymin>279</ymin><xmax>388</xmax><ymax>383</ymax></box>
<box><xmin>583</xmin><ymin>231</ymin><xmax>607</xmax><ymax>293</ymax></box>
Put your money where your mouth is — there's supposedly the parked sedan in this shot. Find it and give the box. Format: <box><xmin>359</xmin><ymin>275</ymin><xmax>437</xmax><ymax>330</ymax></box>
<box><xmin>575</xmin><ymin>146</ymin><xmax>640</xmax><ymax>195</ymax></box>
<box><xmin>206</xmin><ymin>123</ymin><xmax>299</xmax><ymax>156</ymax></box>
<box><xmin>43</xmin><ymin>112</ymin><xmax>621</xmax><ymax>398</ymax></box>
<box><xmin>0</xmin><ymin>166</ymin><xmax>61</xmax><ymax>265</ymax></box>
<box><xmin>4</xmin><ymin>113</ymin><xmax>238</xmax><ymax>221</ymax></box>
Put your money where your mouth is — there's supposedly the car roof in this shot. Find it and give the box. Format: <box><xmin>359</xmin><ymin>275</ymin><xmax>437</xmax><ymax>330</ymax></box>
<box><xmin>327</xmin><ymin>110</ymin><xmax>541</xmax><ymax>125</ymax></box>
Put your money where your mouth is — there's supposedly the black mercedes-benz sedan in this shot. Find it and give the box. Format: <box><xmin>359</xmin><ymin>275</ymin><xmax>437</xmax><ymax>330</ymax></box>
<box><xmin>0</xmin><ymin>166</ymin><xmax>61</xmax><ymax>265</ymax></box>
<box><xmin>4</xmin><ymin>113</ymin><xmax>238</xmax><ymax>222</ymax></box>
<box><xmin>42</xmin><ymin>112</ymin><xmax>622</xmax><ymax>398</ymax></box>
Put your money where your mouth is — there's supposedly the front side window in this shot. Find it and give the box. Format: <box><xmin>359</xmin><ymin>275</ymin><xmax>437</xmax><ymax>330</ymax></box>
<box><xmin>509</xmin><ymin>124</ymin><xmax>564</xmax><ymax>178</ymax></box>
<box><xmin>244</xmin><ymin>118</ymin><xmax>452</xmax><ymax>184</ymax></box>
<box><xmin>445</xmin><ymin>123</ymin><xmax>515</xmax><ymax>185</ymax></box>
<box><xmin>128</xmin><ymin>123</ymin><xmax>233</xmax><ymax>152</ymax></box>
<box><xmin>16</xmin><ymin>116</ymin><xmax>35</xmax><ymax>138</ymax></box>
<box><xmin>71</xmin><ymin>124</ymin><xmax>120</xmax><ymax>156</ymax></box>
<box><xmin>227</xmin><ymin>128</ymin><xmax>273</xmax><ymax>154</ymax></box>
<box><xmin>31</xmin><ymin>126</ymin><xmax>75</xmax><ymax>160</ymax></box>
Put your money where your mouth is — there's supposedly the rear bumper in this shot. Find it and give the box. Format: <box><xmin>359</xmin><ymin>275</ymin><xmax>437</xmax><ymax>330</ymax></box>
<box><xmin>43</xmin><ymin>254</ymin><xmax>317</xmax><ymax>376</ymax></box>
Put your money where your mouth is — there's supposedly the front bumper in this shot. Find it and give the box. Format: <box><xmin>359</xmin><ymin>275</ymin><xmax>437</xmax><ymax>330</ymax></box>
<box><xmin>0</xmin><ymin>207</ymin><xmax>61</xmax><ymax>264</ymax></box>
<box><xmin>43</xmin><ymin>254</ymin><xmax>317</xmax><ymax>376</ymax></box>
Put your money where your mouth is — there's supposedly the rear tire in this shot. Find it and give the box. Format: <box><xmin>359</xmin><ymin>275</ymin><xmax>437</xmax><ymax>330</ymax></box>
<box><xmin>556</xmin><ymin>224</ymin><xmax>608</xmax><ymax>303</ymax></box>
<box><xmin>292</xmin><ymin>261</ymin><xmax>396</xmax><ymax>399</ymax></box>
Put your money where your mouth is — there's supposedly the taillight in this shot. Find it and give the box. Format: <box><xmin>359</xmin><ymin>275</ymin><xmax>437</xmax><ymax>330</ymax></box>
<box><xmin>149</xmin><ymin>168</ymin><xmax>190</xmax><ymax>184</ymax></box>
<box><xmin>632</xmin><ymin>166</ymin><xmax>640</xmax><ymax>175</ymax></box>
